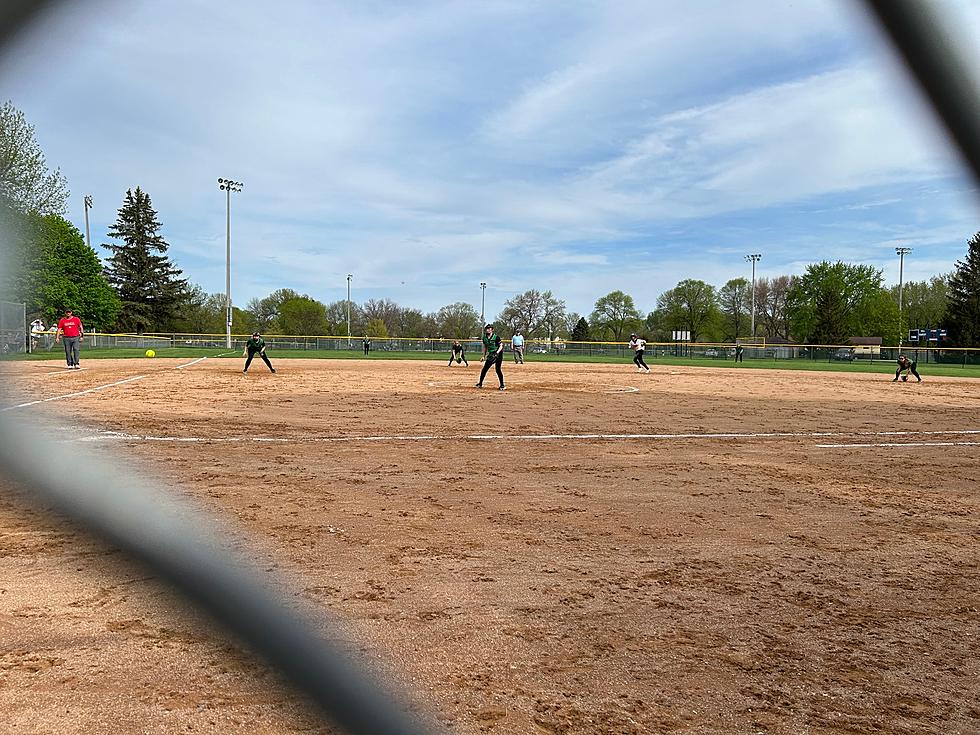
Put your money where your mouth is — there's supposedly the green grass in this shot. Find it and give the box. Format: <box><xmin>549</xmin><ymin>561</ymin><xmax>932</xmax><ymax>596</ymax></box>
<box><xmin>6</xmin><ymin>346</ymin><xmax>980</xmax><ymax>378</ymax></box>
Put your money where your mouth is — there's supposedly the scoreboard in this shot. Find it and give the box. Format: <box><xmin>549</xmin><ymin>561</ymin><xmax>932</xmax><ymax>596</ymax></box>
<box><xmin>908</xmin><ymin>328</ymin><xmax>947</xmax><ymax>342</ymax></box>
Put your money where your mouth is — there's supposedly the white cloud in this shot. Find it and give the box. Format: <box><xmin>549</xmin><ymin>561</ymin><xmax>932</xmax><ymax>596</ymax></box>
<box><xmin>3</xmin><ymin>0</ymin><xmax>977</xmax><ymax>316</ymax></box>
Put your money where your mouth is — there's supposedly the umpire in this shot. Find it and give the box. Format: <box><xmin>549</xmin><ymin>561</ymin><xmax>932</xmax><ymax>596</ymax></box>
<box><xmin>243</xmin><ymin>332</ymin><xmax>276</xmax><ymax>373</ymax></box>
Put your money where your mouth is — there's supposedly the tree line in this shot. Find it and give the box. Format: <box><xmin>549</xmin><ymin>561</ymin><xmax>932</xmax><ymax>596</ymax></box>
<box><xmin>3</xmin><ymin>100</ymin><xmax>979</xmax><ymax>346</ymax></box>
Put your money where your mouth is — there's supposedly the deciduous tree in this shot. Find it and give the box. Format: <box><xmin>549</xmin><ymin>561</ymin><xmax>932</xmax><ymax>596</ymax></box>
<box><xmin>656</xmin><ymin>279</ymin><xmax>719</xmax><ymax>343</ymax></box>
<box><xmin>434</xmin><ymin>302</ymin><xmax>480</xmax><ymax>339</ymax></box>
<box><xmin>755</xmin><ymin>275</ymin><xmax>794</xmax><ymax>340</ymax></box>
<box><xmin>787</xmin><ymin>262</ymin><xmax>883</xmax><ymax>343</ymax></box>
<box><xmin>0</xmin><ymin>100</ymin><xmax>68</xmax><ymax>215</ymax></box>
<box><xmin>278</xmin><ymin>296</ymin><xmax>329</xmax><ymax>335</ymax></box>
<box><xmin>497</xmin><ymin>289</ymin><xmax>565</xmax><ymax>338</ymax></box>
<box><xmin>891</xmin><ymin>276</ymin><xmax>949</xmax><ymax>331</ymax></box>
<box><xmin>718</xmin><ymin>277</ymin><xmax>750</xmax><ymax>341</ymax></box>
<box><xmin>362</xmin><ymin>298</ymin><xmax>401</xmax><ymax>336</ymax></box>
<box><xmin>365</xmin><ymin>318</ymin><xmax>389</xmax><ymax>338</ymax></box>
<box><xmin>245</xmin><ymin>288</ymin><xmax>300</xmax><ymax>333</ymax></box>
<box><xmin>590</xmin><ymin>290</ymin><xmax>642</xmax><ymax>341</ymax></box>
<box><xmin>33</xmin><ymin>215</ymin><xmax>119</xmax><ymax>329</ymax></box>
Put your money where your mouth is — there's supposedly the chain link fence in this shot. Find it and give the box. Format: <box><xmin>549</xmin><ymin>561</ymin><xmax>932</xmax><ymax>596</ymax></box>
<box><xmin>0</xmin><ymin>300</ymin><xmax>25</xmax><ymax>355</ymax></box>
<box><xmin>86</xmin><ymin>333</ymin><xmax>979</xmax><ymax>368</ymax></box>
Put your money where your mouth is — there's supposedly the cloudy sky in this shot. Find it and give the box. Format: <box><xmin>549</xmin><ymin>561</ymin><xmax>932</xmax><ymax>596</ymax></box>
<box><xmin>2</xmin><ymin>0</ymin><xmax>979</xmax><ymax>318</ymax></box>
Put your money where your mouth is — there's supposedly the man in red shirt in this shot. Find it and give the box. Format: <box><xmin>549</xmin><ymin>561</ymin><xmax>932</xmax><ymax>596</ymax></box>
<box><xmin>55</xmin><ymin>309</ymin><xmax>84</xmax><ymax>369</ymax></box>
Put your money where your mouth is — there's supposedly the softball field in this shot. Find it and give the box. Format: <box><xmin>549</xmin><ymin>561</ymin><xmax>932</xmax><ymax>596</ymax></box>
<box><xmin>1</xmin><ymin>357</ymin><xmax>978</xmax><ymax>734</ymax></box>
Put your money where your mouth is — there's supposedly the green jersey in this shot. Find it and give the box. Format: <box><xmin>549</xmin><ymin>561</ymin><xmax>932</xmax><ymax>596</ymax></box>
<box><xmin>245</xmin><ymin>336</ymin><xmax>266</xmax><ymax>353</ymax></box>
<box><xmin>482</xmin><ymin>333</ymin><xmax>501</xmax><ymax>355</ymax></box>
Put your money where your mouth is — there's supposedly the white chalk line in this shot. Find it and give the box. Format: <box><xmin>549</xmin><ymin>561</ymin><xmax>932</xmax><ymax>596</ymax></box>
<box><xmin>816</xmin><ymin>441</ymin><xmax>980</xmax><ymax>449</ymax></box>
<box><xmin>0</xmin><ymin>356</ymin><xmax>210</xmax><ymax>412</ymax></box>
<box><xmin>176</xmin><ymin>356</ymin><xmax>209</xmax><ymax>369</ymax></box>
<box><xmin>426</xmin><ymin>380</ymin><xmax>639</xmax><ymax>393</ymax></box>
<box><xmin>72</xmin><ymin>427</ymin><xmax>980</xmax><ymax>446</ymax></box>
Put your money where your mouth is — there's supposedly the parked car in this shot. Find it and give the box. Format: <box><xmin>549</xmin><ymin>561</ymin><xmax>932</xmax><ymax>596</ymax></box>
<box><xmin>832</xmin><ymin>348</ymin><xmax>855</xmax><ymax>361</ymax></box>
<box><xmin>704</xmin><ymin>348</ymin><xmax>719</xmax><ymax>357</ymax></box>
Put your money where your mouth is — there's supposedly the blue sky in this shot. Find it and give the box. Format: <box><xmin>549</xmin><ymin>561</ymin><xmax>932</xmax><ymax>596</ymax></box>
<box><xmin>2</xmin><ymin>0</ymin><xmax>978</xmax><ymax>319</ymax></box>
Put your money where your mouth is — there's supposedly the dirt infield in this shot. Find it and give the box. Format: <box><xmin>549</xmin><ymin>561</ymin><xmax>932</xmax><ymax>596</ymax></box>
<box><xmin>1</xmin><ymin>357</ymin><xmax>979</xmax><ymax>734</ymax></box>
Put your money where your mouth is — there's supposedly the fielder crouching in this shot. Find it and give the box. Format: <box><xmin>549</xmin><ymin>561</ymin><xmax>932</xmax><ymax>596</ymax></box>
<box><xmin>243</xmin><ymin>331</ymin><xmax>276</xmax><ymax>373</ymax></box>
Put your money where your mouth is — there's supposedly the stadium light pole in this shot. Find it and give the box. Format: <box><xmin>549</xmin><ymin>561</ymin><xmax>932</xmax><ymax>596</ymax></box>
<box><xmin>480</xmin><ymin>282</ymin><xmax>487</xmax><ymax>324</ymax></box>
<box><xmin>83</xmin><ymin>195</ymin><xmax>93</xmax><ymax>249</ymax></box>
<box><xmin>896</xmin><ymin>247</ymin><xmax>912</xmax><ymax>350</ymax></box>
<box><xmin>217</xmin><ymin>178</ymin><xmax>243</xmax><ymax>349</ymax></box>
<box><xmin>745</xmin><ymin>254</ymin><xmax>762</xmax><ymax>338</ymax></box>
<box><xmin>346</xmin><ymin>274</ymin><xmax>352</xmax><ymax>348</ymax></box>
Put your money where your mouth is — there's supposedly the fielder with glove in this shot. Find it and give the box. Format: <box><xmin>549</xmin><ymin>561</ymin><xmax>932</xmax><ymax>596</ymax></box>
<box><xmin>243</xmin><ymin>331</ymin><xmax>276</xmax><ymax>374</ymax></box>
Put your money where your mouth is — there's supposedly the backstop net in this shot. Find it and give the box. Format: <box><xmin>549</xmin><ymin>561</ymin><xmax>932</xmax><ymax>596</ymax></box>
<box><xmin>0</xmin><ymin>301</ymin><xmax>25</xmax><ymax>355</ymax></box>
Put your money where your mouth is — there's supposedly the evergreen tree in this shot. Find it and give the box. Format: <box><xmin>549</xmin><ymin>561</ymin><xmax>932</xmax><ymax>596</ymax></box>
<box><xmin>102</xmin><ymin>187</ymin><xmax>187</xmax><ymax>332</ymax></box>
<box><xmin>810</xmin><ymin>279</ymin><xmax>849</xmax><ymax>345</ymax></box>
<box><xmin>945</xmin><ymin>231</ymin><xmax>980</xmax><ymax>347</ymax></box>
<box><xmin>571</xmin><ymin>317</ymin><xmax>590</xmax><ymax>341</ymax></box>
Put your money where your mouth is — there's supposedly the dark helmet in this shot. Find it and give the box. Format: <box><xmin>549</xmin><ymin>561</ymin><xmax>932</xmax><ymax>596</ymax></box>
<box><xmin>485</xmin><ymin>323</ymin><xmax>493</xmax><ymax>330</ymax></box>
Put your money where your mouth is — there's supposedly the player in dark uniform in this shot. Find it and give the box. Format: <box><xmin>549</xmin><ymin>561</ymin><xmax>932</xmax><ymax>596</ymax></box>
<box><xmin>476</xmin><ymin>324</ymin><xmax>505</xmax><ymax>390</ymax></box>
<box><xmin>893</xmin><ymin>354</ymin><xmax>921</xmax><ymax>382</ymax></box>
<box><xmin>448</xmin><ymin>340</ymin><xmax>469</xmax><ymax>367</ymax></box>
<box><xmin>243</xmin><ymin>332</ymin><xmax>276</xmax><ymax>373</ymax></box>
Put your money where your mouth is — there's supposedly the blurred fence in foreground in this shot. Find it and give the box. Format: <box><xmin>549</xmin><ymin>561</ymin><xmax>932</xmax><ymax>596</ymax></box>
<box><xmin>18</xmin><ymin>332</ymin><xmax>977</xmax><ymax>368</ymax></box>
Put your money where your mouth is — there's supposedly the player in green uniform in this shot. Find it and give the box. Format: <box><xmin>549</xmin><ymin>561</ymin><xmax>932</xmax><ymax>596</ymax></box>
<box><xmin>243</xmin><ymin>332</ymin><xmax>276</xmax><ymax>373</ymax></box>
<box><xmin>476</xmin><ymin>324</ymin><xmax>505</xmax><ymax>390</ymax></box>
<box><xmin>448</xmin><ymin>340</ymin><xmax>469</xmax><ymax>366</ymax></box>
<box><xmin>893</xmin><ymin>354</ymin><xmax>921</xmax><ymax>382</ymax></box>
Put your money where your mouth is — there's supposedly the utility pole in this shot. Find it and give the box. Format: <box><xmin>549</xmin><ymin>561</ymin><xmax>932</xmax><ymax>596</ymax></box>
<box><xmin>480</xmin><ymin>282</ymin><xmax>487</xmax><ymax>324</ymax></box>
<box><xmin>217</xmin><ymin>178</ymin><xmax>243</xmax><ymax>349</ymax></box>
<box><xmin>896</xmin><ymin>247</ymin><xmax>912</xmax><ymax>350</ymax></box>
<box><xmin>346</xmin><ymin>274</ymin><xmax>352</xmax><ymax>348</ymax></box>
<box><xmin>83</xmin><ymin>195</ymin><xmax>93</xmax><ymax>249</ymax></box>
<box><xmin>745</xmin><ymin>254</ymin><xmax>762</xmax><ymax>338</ymax></box>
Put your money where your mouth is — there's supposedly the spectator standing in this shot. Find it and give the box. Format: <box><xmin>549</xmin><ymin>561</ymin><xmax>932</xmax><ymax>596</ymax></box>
<box><xmin>29</xmin><ymin>318</ymin><xmax>45</xmax><ymax>352</ymax></box>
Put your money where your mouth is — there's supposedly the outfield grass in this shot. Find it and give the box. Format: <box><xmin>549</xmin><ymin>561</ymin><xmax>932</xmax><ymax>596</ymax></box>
<box><xmin>6</xmin><ymin>345</ymin><xmax>980</xmax><ymax>378</ymax></box>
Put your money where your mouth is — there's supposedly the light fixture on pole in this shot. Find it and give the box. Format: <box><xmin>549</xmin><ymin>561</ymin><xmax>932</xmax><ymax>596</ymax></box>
<box><xmin>896</xmin><ymin>247</ymin><xmax>912</xmax><ymax>349</ymax></box>
<box><xmin>83</xmin><ymin>195</ymin><xmax>93</xmax><ymax>249</ymax></box>
<box><xmin>346</xmin><ymin>274</ymin><xmax>352</xmax><ymax>348</ymax></box>
<box><xmin>745</xmin><ymin>254</ymin><xmax>762</xmax><ymax>338</ymax></box>
<box><xmin>217</xmin><ymin>178</ymin><xmax>244</xmax><ymax>349</ymax></box>
<box><xmin>480</xmin><ymin>282</ymin><xmax>487</xmax><ymax>324</ymax></box>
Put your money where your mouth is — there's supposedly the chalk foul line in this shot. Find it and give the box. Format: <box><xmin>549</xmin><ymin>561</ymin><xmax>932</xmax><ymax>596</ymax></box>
<box><xmin>72</xmin><ymin>428</ymin><xmax>980</xmax><ymax>445</ymax></box>
<box><xmin>0</xmin><ymin>356</ymin><xmax>210</xmax><ymax>412</ymax></box>
<box><xmin>815</xmin><ymin>441</ymin><xmax>980</xmax><ymax>449</ymax></box>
